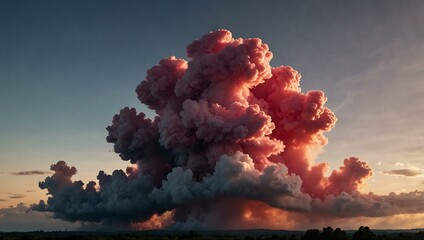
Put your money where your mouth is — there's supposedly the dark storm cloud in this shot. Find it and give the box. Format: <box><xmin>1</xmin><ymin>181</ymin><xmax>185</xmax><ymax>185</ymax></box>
<box><xmin>383</xmin><ymin>169</ymin><xmax>422</xmax><ymax>177</ymax></box>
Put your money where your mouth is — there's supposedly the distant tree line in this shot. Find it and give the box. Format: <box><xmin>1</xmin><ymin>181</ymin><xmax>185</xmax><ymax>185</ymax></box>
<box><xmin>1</xmin><ymin>227</ymin><xmax>424</xmax><ymax>240</ymax></box>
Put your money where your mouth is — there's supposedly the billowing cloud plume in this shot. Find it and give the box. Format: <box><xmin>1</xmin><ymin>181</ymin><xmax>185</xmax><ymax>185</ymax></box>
<box><xmin>12</xmin><ymin>170</ymin><xmax>51</xmax><ymax>176</ymax></box>
<box><xmin>32</xmin><ymin>30</ymin><xmax>424</xmax><ymax>230</ymax></box>
<box><xmin>383</xmin><ymin>169</ymin><xmax>422</xmax><ymax>177</ymax></box>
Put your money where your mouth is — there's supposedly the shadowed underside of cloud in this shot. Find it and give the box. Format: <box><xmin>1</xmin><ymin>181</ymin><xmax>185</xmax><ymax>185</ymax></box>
<box><xmin>12</xmin><ymin>170</ymin><xmax>51</xmax><ymax>176</ymax></box>
<box><xmin>383</xmin><ymin>169</ymin><xmax>422</xmax><ymax>177</ymax></box>
<box><xmin>31</xmin><ymin>30</ymin><xmax>424</xmax><ymax>230</ymax></box>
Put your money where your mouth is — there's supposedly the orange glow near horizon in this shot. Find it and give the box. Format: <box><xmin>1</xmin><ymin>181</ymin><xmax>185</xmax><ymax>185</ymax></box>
<box><xmin>132</xmin><ymin>210</ymin><xmax>174</xmax><ymax>230</ymax></box>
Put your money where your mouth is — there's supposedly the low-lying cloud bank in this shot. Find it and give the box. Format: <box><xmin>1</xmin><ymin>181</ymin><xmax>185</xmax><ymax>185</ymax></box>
<box><xmin>0</xmin><ymin>203</ymin><xmax>78</xmax><ymax>232</ymax></box>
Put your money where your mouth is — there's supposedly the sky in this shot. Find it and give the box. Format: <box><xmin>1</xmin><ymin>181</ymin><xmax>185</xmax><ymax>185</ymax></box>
<box><xmin>0</xmin><ymin>0</ymin><xmax>424</xmax><ymax>232</ymax></box>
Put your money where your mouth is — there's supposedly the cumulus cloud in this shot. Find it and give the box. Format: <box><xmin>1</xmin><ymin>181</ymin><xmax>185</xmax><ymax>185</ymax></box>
<box><xmin>32</xmin><ymin>30</ymin><xmax>424</xmax><ymax>230</ymax></box>
<box><xmin>383</xmin><ymin>169</ymin><xmax>423</xmax><ymax>177</ymax></box>
<box><xmin>12</xmin><ymin>170</ymin><xmax>51</xmax><ymax>176</ymax></box>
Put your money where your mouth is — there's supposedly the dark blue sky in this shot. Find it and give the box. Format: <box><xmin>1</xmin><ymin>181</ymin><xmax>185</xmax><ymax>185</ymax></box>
<box><xmin>1</xmin><ymin>1</ymin><xmax>422</xmax><ymax>131</ymax></box>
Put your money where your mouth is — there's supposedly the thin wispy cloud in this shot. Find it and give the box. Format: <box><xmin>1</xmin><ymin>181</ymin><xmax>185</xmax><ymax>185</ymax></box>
<box><xmin>383</xmin><ymin>169</ymin><xmax>423</xmax><ymax>177</ymax></box>
<box><xmin>11</xmin><ymin>170</ymin><xmax>51</xmax><ymax>176</ymax></box>
<box><xmin>8</xmin><ymin>194</ymin><xmax>25</xmax><ymax>199</ymax></box>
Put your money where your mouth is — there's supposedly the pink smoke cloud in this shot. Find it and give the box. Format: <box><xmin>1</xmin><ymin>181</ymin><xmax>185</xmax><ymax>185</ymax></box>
<box><xmin>33</xmin><ymin>30</ymin><xmax>424</xmax><ymax>230</ymax></box>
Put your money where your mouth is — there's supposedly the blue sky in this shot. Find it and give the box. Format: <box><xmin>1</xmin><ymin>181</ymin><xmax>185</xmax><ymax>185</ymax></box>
<box><xmin>0</xmin><ymin>0</ymin><xmax>423</xmax><ymax>231</ymax></box>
